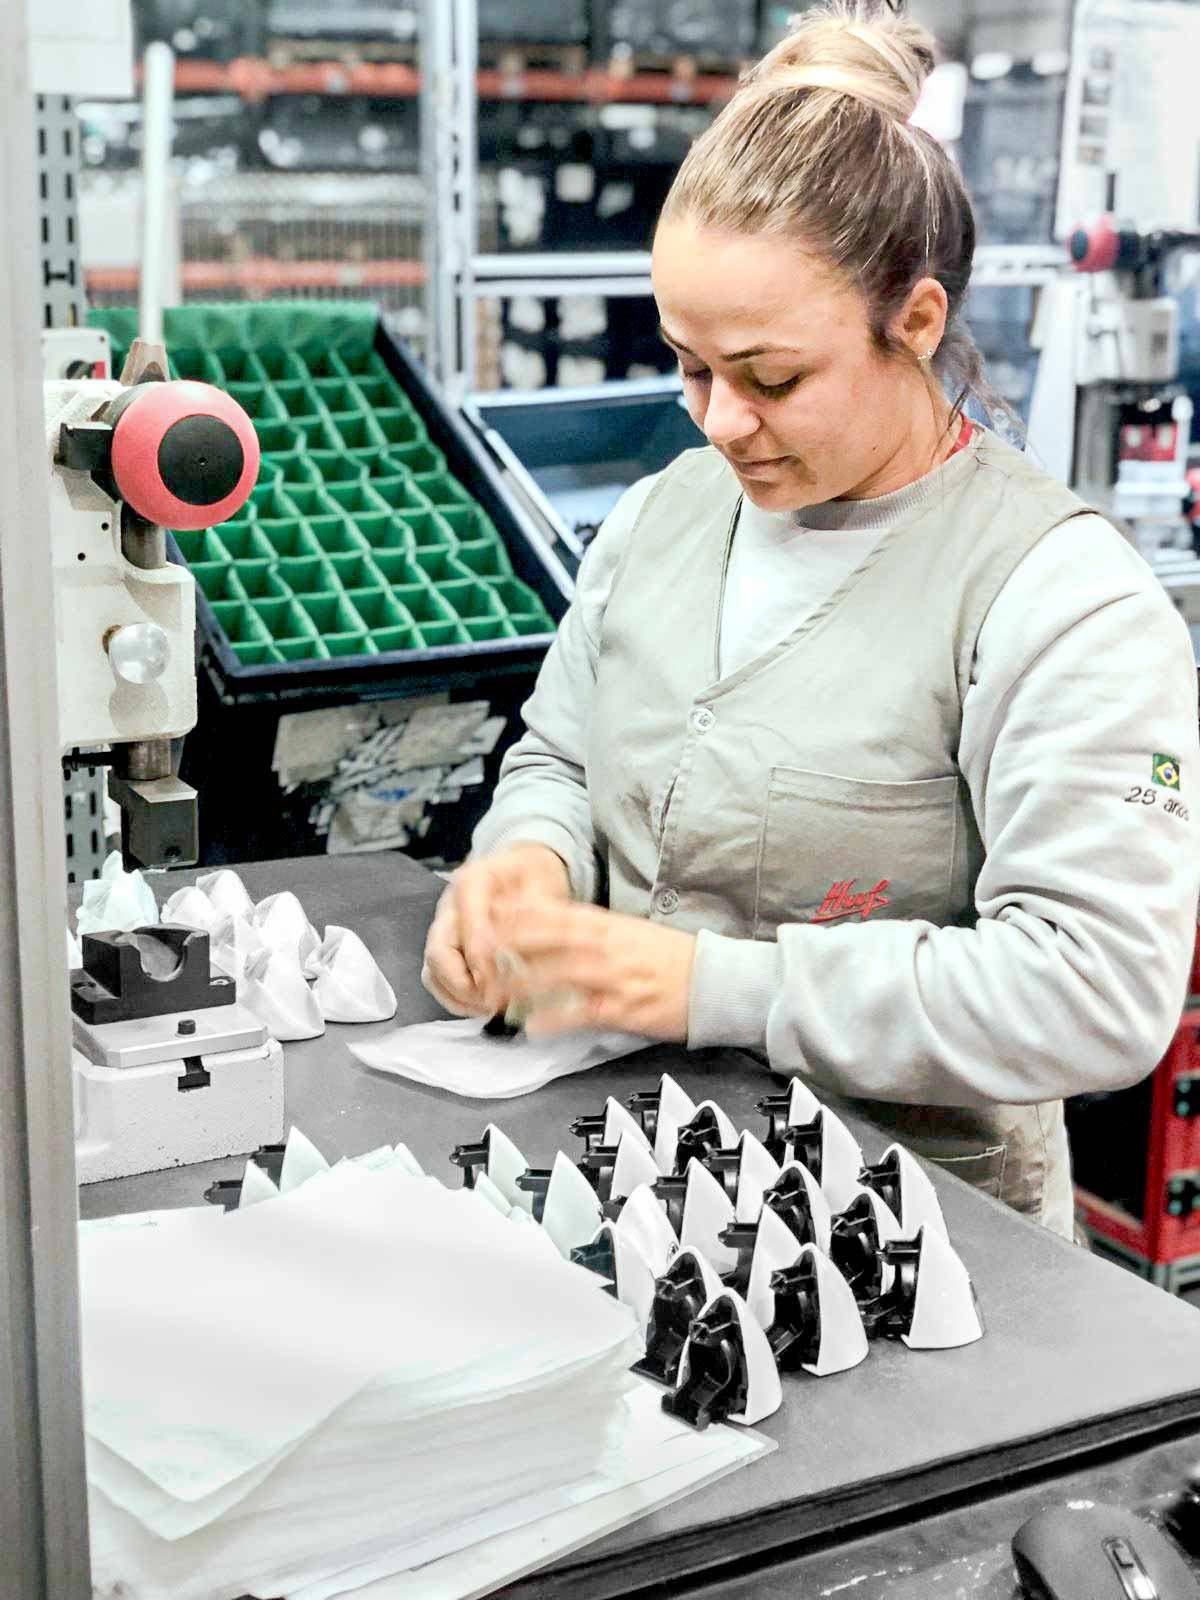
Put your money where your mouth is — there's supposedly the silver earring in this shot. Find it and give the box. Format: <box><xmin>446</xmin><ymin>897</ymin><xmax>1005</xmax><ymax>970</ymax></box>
<box><xmin>917</xmin><ymin>349</ymin><xmax>935</xmax><ymax>364</ymax></box>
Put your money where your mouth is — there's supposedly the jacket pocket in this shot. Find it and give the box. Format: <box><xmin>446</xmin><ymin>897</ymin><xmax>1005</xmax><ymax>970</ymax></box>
<box><xmin>754</xmin><ymin>767</ymin><xmax>962</xmax><ymax>938</ymax></box>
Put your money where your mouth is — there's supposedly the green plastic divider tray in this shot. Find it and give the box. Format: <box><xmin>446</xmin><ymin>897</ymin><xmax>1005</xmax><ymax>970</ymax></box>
<box><xmin>454</xmin><ymin>539</ymin><xmax>512</xmax><ymax>579</ymax></box>
<box><xmin>226</xmin><ymin>381</ymin><xmax>285</xmax><ymax>422</ymax></box>
<box><xmin>276</xmin><ymin>556</ymin><xmax>337</xmax><ymax>597</ymax></box>
<box><xmin>413</xmin><ymin>548</ymin><xmax>471</xmax><ymax>586</ymax></box>
<box><xmin>488</xmin><ymin>576</ymin><xmax>546</xmax><ymax>614</ymax></box>
<box><xmin>344</xmin><ymin>588</ymin><xmax>411</xmax><ymax>631</ymax></box>
<box><xmin>413</xmin><ymin>471</ymin><xmax>473</xmax><ymax>508</ymax></box>
<box><xmin>305</xmin><ymin>451</ymin><xmax>369</xmax><ymax>485</ymax></box>
<box><xmin>306</xmin><ymin>515</ymin><xmax>368</xmax><ymax>556</ymax></box>
<box><xmin>173</xmin><ymin>528</ymin><xmax>231</xmax><ymax>565</ymax></box>
<box><xmin>250</xmin><ymin>597</ymin><xmax>320</xmax><ymax>642</ymax></box>
<box><xmin>328</xmin><ymin>552</ymin><xmax>388</xmax><ymax>591</ymax></box>
<box><xmin>211</xmin><ymin>600</ymin><xmax>272</xmax><ymax>646</ymax></box>
<box><xmin>382</xmin><ymin>440</ymin><xmax>446</xmax><ymax>476</ymax></box>
<box><xmin>403</xmin><ymin>510</ymin><xmax>455</xmax><ymax>550</ymax></box>
<box><xmin>438</xmin><ymin>581</ymin><xmax>506</xmax><ymax>622</ymax></box>
<box><xmin>438</xmin><ymin>505</ymin><xmax>507</xmax><ymax>551</ymax></box>
<box><xmin>367</xmin><ymin>548</ymin><xmax>423</xmax><ymax>586</ymax></box>
<box><xmin>256</xmin><ymin>520</ymin><xmax>323</xmax><ymax>561</ymax></box>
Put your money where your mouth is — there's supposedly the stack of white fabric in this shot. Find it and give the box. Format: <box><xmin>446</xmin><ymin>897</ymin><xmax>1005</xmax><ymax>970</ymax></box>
<box><xmin>82</xmin><ymin>1142</ymin><xmax>768</xmax><ymax>1600</ymax></box>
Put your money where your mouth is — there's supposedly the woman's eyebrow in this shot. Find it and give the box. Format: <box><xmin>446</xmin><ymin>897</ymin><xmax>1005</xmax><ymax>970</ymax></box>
<box><xmin>658</xmin><ymin>325</ymin><xmax>808</xmax><ymax>362</ymax></box>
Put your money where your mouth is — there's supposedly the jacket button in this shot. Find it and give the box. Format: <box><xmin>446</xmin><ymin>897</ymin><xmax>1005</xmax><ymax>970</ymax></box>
<box><xmin>691</xmin><ymin>706</ymin><xmax>715</xmax><ymax>733</ymax></box>
<box><xmin>654</xmin><ymin>887</ymin><xmax>680</xmax><ymax>915</ymax></box>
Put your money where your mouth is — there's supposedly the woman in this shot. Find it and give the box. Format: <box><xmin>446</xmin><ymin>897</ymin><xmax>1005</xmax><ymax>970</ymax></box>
<box><xmin>422</xmin><ymin>1</ymin><xmax>1200</xmax><ymax>1238</ymax></box>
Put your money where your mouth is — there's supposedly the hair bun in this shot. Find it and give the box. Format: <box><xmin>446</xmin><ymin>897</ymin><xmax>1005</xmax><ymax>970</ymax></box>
<box><xmin>746</xmin><ymin>1</ymin><xmax>936</xmax><ymax>123</ymax></box>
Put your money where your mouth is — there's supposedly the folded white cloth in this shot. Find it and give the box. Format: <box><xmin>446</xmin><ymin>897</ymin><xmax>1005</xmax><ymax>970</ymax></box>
<box><xmin>240</xmin><ymin>947</ymin><xmax>325</xmax><ymax>1042</ymax></box>
<box><xmin>161</xmin><ymin>886</ymin><xmax>221</xmax><ymax>934</ymax></box>
<box><xmin>76</xmin><ymin>851</ymin><xmax>159</xmax><ymax>935</ymax></box>
<box><xmin>348</xmin><ymin>1016</ymin><xmax>646</xmax><ymax>1099</ymax></box>
<box><xmin>67</xmin><ymin>925</ymin><xmax>82</xmax><ymax>969</ymax></box>
<box><xmin>196</xmin><ymin>868</ymin><xmax>255</xmax><ymax>921</ymax></box>
<box><xmin>208</xmin><ymin>913</ymin><xmax>268</xmax><ymax>985</ymax></box>
<box><xmin>252</xmin><ymin>891</ymin><xmax>322</xmax><ymax>977</ymax></box>
<box><xmin>310</xmin><ymin>926</ymin><xmax>397</xmax><ymax>1024</ymax></box>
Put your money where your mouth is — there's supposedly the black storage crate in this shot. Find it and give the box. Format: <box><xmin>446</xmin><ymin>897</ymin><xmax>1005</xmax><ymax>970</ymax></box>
<box><xmin>90</xmin><ymin>304</ymin><xmax>572</xmax><ymax>865</ymax></box>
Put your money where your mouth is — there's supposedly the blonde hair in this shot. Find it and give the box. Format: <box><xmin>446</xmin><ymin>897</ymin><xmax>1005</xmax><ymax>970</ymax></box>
<box><xmin>661</xmin><ymin>1</ymin><xmax>1007</xmax><ymax>427</ymax></box>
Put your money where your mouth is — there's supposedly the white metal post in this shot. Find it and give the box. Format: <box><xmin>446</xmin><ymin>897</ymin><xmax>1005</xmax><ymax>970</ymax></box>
<box><xmin>0</xmin><ymin>6</ymin><xmax>91</xmax><ymax>1600</ymax></box>
<box><xmin>420</xmin><ymin>0</ymin><xmax>479</xmax><ymax>399</ymax></box>
<box><xmin>139</xmin><ymin>41</ymin><xmax>180</xmax><ymax>342</ymax></box>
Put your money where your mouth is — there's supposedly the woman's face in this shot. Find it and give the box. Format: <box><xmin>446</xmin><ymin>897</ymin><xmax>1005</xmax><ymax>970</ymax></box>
<box><xmin>651</xmin><ymin>218</ymin><xmax>937</xmax><ymax>511</ymax></box>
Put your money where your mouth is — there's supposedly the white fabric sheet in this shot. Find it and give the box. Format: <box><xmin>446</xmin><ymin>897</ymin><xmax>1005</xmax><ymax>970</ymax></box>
<box><xmin>348</xmin><ymin>1016</ymin><xmax>646</xmax><ymax>1099</ymax></box>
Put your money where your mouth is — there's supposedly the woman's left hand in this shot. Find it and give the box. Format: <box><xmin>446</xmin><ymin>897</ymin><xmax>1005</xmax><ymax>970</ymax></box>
<box><xmin>490</xmin><ymin>900</ymin><xmax>697</xmax><ymax>1042</ymax></box>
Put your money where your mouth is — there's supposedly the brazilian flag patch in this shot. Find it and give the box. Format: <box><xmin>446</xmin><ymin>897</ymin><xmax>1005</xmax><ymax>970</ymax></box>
<box><xmin>1152</xmin><ymin>753</ymin><xmax>1182</xmax><ymax>790</ymax></box>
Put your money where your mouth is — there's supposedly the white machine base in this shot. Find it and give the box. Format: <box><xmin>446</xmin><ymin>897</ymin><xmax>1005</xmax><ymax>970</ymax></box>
<box><xmin>74</xmin><ymin>1040</ymin><xmax>285</xmax><ymax>1184</ymax></box>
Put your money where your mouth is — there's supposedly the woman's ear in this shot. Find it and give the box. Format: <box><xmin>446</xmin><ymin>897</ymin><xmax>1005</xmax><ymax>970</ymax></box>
<box><xmin>891</xmin><ymin>277</ymin><xmax>950</xmax><ymax>362</ymax></box>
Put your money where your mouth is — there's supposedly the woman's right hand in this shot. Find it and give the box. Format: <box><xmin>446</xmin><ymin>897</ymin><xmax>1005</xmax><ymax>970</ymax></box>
<box><xmin>420</xmin><ymin>843</ymin><xmax>572</xmax><ymax>1018</ymax></box>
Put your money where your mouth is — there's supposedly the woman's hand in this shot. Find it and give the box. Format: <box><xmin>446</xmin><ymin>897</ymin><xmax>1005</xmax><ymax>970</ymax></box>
<box><xmin>490</xmin><ymin>899</ymin><xmax>697</xmax><ymax>1043</ymax></box>
<box><xmin>421</xmin><ymin>844</ymin><xmax>570</xmax><ymax>1017</ymax></box>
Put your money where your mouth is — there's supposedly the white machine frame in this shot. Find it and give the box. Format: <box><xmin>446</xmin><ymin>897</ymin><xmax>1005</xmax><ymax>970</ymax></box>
<box><xmin>1</xmin><ymin>9</ymin><xmax>92</xmax><ymax>1596</ymax></box>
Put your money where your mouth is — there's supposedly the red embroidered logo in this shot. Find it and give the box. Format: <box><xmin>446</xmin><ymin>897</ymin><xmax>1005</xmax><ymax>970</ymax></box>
<box><xmin>810</xmin><ymin>879</ymin><xmax>891</xmax><ymax>924</ymax></box>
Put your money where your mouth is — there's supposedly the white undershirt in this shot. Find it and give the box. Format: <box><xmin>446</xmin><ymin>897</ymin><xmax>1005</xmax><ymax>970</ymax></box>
<box><xmin>718</xmin><ymin>439</ymin><xmax>975</xmax><ymax>676</ymax></box>
<box><xmin>719</xmin><ymin>507</ymin><xmax>886</xmax><ymax>677</ymax></box>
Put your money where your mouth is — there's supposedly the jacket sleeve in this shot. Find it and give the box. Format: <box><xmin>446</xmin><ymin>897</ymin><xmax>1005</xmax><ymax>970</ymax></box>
<box><xmin>469</xmin><ymin>475</ymin><xmax>658</xmax><ymax>902</ymax></box>
<box><xmin>687</xmin><ymin>515</ymin><xmax>1200</xmax><ymax>1106</ymax></box>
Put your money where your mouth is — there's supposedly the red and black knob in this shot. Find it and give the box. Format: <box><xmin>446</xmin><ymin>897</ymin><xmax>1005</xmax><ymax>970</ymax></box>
<box><xmin>104</xmin><ymin>380</ymin><xmax>260</xmax><ymax>530</ymax></box>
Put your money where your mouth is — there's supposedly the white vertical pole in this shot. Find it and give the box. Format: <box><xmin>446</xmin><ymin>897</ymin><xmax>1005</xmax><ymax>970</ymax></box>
<box><xmin>139</xmin><ymin>41</ymin><xmax>179</xmax><ymax>343</ymax></box>
<box><xmin>0</xmin><ymin>6</ymin><xmax>91</xmax><ymax>1599</ymax></box>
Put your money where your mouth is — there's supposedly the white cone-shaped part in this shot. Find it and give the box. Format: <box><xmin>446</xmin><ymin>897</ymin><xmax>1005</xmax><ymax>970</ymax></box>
<box><xmin>196</xmin><ymin>868</ymin><xmax>255</xmax><ymax>921</ymax></box>
<box><xmin>238</xmin><ymin>1160</ymin><xmax>279</xmax><ymax>1208</ymax></box>
<box><xmin>680</xmin><ymin>1158</ymin><xmax>737</xmax><ymax>1275</ymax></box>
<box><xmin>883</xmin><ymin>1143</ymin><xmax>950</xmax><ymax>1241</ymax></box>
<box><xmin>690</xmin><ymin>1098</ymin><xmax>739</xmax><ymax>1150</ymax></box>
<box><xmin>240</xmin><ymin>946</ymin><xmax>325</xmax><ymax>1042</ymax></box>
<box><xmin>674</xmin><ymin>1287</ymin><xmax>782</xmax><ymax>1427</ymax></box>
<box><xmin>310</xmin><ymin>924</ymin><xmax>397</xmax><ymax>1023</ymax></box>
<box><xmin>745</xmin><ymin>1203</ymin><xmax>803</xmax><ymax>1330</ymax></box>
<box><xmin>734</xmin><ymin>1131</ymin><xmax>782</xmax><ymax>1223</ymax></box>
<box><xmin>208</xmin><ymin>912</ymin><xmax>268</xmax><ymax>984</ymax></box>
<box><xmin>161</xmin><ymin>886</ymin><xmax>221</xmax><ymax>933</ymax></box>
<box><xmin>278</xmin><ymin>1127</ymin><xmax>329</xmax><ymax>1193</ymax></box>
<box><xmin>610</xmin><ymin>1229</ymin><xmax>657</xmax><ymax>1328</ymax></box>
<box><xmin>541</xmin><ymin>1151</ymin><xmax>604</xmax><ymax>1257</ymax></box>
<box><xmin>847</xmin><ymin>1185</ymin><xmax>904</xmax><ymax>1295</ymax></box>
<box><xmin>653</xmin><ymin>1073</ymin><xmax>697</xmax><ymax>1168</ymax></box>
<box><xmin>484</xmin><ymin>1124</ymin><xmax>532</xmax><ymax>1213</ymax></box>
<box><xmin>667</xmin><ymin>1245</ymin><xmax>725</xmax><ymax>1305</ymax></box>
<box><xmin>903</xmin><ymin>1227</ymin><xmax>984</xmax><ymax>1349</ymax></box>
<box><xmin>614</xmin><ymin>1182</ymin><xmax>679</xmax><ymax>1276</ymax></box>
<box><xmin>801</xmin><ymin>1244</ymin><xmax>870</xmax><ymax>1376</ymax></box>
<box><xmin>76</xmin><ymin>859</ymin><xmax>159</xmax><ymax>934</ymax></box>
<box><xmin>252</xmin><ymin>891</ymin><xmax>321</xmax><ymax>976</ymax></box>
<box><xmin>67</xmin><ymin>926</ymin><xmax>82</xmax><ymax>969</ymax></box>
<box><xmin>787</xmin><ymin>1077</ymin><xmax>822</xmax><ymax>1125</ymax></box>
<box><xmin>610</xmin><ymin>1130</ymin><xmax>661</xmax><ymax>1202</ymax></box>
<box><xmin>771</xmin><ymin>1158</ymin><xmax>834</xmax><ymax>1256</ymax></box>
<box><xmin>390</xmin><ymin>1142</ymin><xmax>423</xmax><ymax>1178</ymax></box>
<box><xmin>817</xmin><ymin>1108</ymin><xmax>866</xmax><ymax>1214</ymax></box>
<box><xmin>602</xmin><ymin>1097</ymin><xmax>652</xmax><ymax>1152</ymax></box>
<box><xmin>472</xmin><ymin>1172</ymin><xmax>512</xmax><ymax>1216</ymax></box>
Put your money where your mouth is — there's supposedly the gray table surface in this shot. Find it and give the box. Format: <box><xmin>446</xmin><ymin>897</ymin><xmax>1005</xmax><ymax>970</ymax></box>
<box><xmin>76</xmin><ymin>853</ymin><xmax>1200</xmax><ymax>1599</ymax></box>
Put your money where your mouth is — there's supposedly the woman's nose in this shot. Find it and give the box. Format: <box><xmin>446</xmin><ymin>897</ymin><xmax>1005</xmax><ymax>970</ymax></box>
<box><xmin>701</xmin><ymin>375</ymin><xmax>760</xmax><ymax>448</ymax></box>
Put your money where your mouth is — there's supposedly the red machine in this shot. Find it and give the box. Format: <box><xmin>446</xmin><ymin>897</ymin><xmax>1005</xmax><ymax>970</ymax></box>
<box><xmin>1071</xmin><ymin>933</ymin><xmax>1200</xmax><ymax>1293</ymax></box>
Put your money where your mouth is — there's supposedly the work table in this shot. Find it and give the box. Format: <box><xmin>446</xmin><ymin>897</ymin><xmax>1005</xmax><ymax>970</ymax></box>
<box><xmin>76</xmin><ymin>852</ymin><xmax>1200</xmax><ymax>1599</ymax></box>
